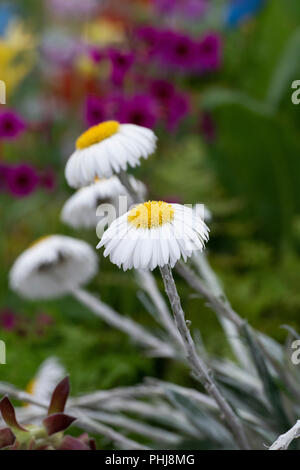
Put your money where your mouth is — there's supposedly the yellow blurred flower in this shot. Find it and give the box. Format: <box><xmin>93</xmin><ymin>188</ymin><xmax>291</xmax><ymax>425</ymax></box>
<box><xmin>75</xmin><ymin>53</ymin><xmax>99</xmax><ymax>77</ymax></box>
<box><xmin>82</xmin><ymin>18</ymin><xmax>125</xmax><ymax>46</ymax></box>
<box><xmin>0</xmin><ymin>21</ymin><xmax>36</xmax><ymax>98</ymax></box>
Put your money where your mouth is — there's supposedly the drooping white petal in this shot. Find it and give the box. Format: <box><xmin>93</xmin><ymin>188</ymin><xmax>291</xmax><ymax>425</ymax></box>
<box><xmin>65</xmin><ymin>123</ymin><xmax>157</xmax><ymax>188</ymax></box>
<box><xmin>9</xmin><ymin>235</ymin><xmax>98</xmax><ymax>299</ymax></box>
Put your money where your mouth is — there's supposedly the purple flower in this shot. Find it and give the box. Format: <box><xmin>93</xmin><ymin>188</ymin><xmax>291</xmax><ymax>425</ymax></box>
<box><xmin>7</xmin><ymin>164</ymin><xmax>39</xmax><ymax>198</ymax></box>
<box><xmin>0</xmin><ymin>110</ymin><xmax>26</xmax><ymax>140</ymax></box>
<box><xmin>109</xmin><ymin>49</ymin><xmax>135</xmax><ymax>86</ymax></box>
<box><xmin>85</xmin><ymin>96</ymin><xmax>109</xmax><ymax>127</ymax></box>
<box><xmin>39</xmin><ymin>168</ymin><xmax>56</xmax><ymax>192</ymax></box>
<box><xmin>153</xmin><ymin>0</ymin><xmax>177</xmax><ymax>13</ymax></box>
<box><xmin>195</xmin><ymin>33</ymin><xmax>222</xmax><ymax>72</ymax></box>
<box><xmin>88</xmin><ymin>47</ymin><xmax>104</xmax><ymax>64</ymax></box>
<box><xmin>180</xmin><ymin>0</ymin><xmax>208</xmax><ymax>18</ymax></box>
<box><xmin>200</xmin><ymin>112</ymin><xmax>216</xmax><ymax>143</ymax></box>
<box><xmin>166</xmin><ymin>91</ymin><xmax>190</xmax><ymax>131</ymax></box>
<box><xmin>153</xmin><ymin>0</ymin><xmax>208</xmax><ymax>17</ymax></box>
<box><xmin>135</xmin><ymin>25</ymin><xmax>162</xmax><ymax>57</ymax></box>
<box><xmin>117</xmin><ymin>94</ymin><xmax>159</xmax><ymax>129</ymax></box>
<box><xmin>159</xmin><ymin>31</ymin><xmax>197</xmax><ymax>69</ymax></box>
<box><xmin>0</xmin><ymin>309</ymin><xmax>17</xmax><ymax>331</ymax></box>
<box><xmin>149</xmin><ymin>79</ymin><xmax>175</xmax><ymax>105</ymax></box>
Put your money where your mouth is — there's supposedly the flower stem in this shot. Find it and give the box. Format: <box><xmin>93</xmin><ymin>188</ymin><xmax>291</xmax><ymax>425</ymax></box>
<box><xmin>135</xmin><ymin>269</ymin><xmax>184</xmax><ymax>351</ymax></box>
<box><xmin>118</xmin><ymin>170</ymin><xmax>143</xmax><ymax>204</ymax></box>
<box><xmin>159</xmin><ymin>264</ymin><xmax>250</xmax><ymax>450</ymax></box>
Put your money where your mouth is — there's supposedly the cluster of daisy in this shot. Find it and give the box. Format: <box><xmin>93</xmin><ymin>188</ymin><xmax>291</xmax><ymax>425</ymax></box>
<box><xmin>10</xmin><ymin>119</ymin><xmax>209</xmax><ymax>299</ymax></box>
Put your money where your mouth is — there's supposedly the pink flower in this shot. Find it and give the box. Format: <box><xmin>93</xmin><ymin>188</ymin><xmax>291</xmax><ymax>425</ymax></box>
<box><xmin>158</xmin><ymin>30</ymin><xmax>197</xmax><ymax>70</ymax></box>
<box><xmin>109</xmin><ymin>49</ymin><xmax>135</xmax><ymax>86</ymax></box>
<box><xmin>85</xmin><ymin>95</ymin><xmax>110</xmax><ymax>127</ymax></box>
<box><xmin>88</xmin><ymin>47</ymin><xmax>105</xmax><ymax>64</ymax></box>
<box><xmin>0</xmin><ymin>310</ymin><xmax>17</xmax><ymax>331</ymax></box>
<box><xmin>195</xmin><ymin>33</ymin><xmax>222</xmax><ymax>72</ymax></box>
<box><xmin>0</xmin><ymin>110</ymin><xmax>26</xmax><ymax>140</ymax></box>
<box><xmin>117</xmin><ymin>94</ymin><xmax>159</xmax><ymax>129</ymax></box>
<box><xmin>166</xmin><ymin>91</ymin><xmax>190</xmax><ymax>131</ymax></box>
<box><xmin>149</xmin><ymin>79</ymin><xmax>176</xmax><ymax>106</ymax></box>
<box><xmin>7</xmin><ymin>164</ymin><xmax>39</xmax><ymax>198</ymax></box>
<box><xmin>135</xmin><ymin>25</ymin><xmax>162</xmax><ymax>57</ymax></box>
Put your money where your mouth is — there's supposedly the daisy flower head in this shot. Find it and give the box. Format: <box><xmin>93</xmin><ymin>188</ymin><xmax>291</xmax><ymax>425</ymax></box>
<box><xmin>65</xmin><ymin>120</ymin><xmax>157</xmax><ymax>188</ymax></box>
<box><xmin>61</xmin><ymin>175</ymin><xmax>146</xmax><ymax>229</ymax></box>
<box><xmin>97</xmin><ymin>201</ymin><xmax>209</xmax><ymax>271</ymax></box>
<box><xmin>9</xmin><ymin>235</ymin><xmax>98</xmax><ymax>299</ymax></box>
<box><xmin>194</xmin><ymin>203</ymin><xmax>212</xmax><ymax>223</ymax></box>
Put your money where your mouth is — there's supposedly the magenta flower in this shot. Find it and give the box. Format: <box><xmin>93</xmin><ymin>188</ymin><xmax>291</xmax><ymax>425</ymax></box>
<box><xmin>7</xmin><ymin>164</ymin><xmax>39</xmax><ymax>198</ymax></box>
<box><xmin>182</xmin><ymin>0</ymin><xmax>208</xmax><ymax>18</ymax></box>
<box><xmin>153</xmin><ymin>0</ymin><xmax>177</xmax><ymax>13</ymax></box>
<box><xmin>159</xmin><ymin>31</ymin><xmax>197</xmax><ymax>69</ymax></box>
<box><xmin>153</xmin><ymin>0</ymin><xmax>208</xmax><ymax>17</ymax></box>
<box><xmin>85</xmin><ymin>96</ymin><xmax>109</xmax><ymax>127</ymax></box>
<box><xmin>109</xmin><ymin>49</ymin><xmax>135</xmax><ymax>86</ymax></box>
<box><xmin>39</xmin><ymin>168</ymin><xmax>56</xmax><ymax>192</ymax></box>
<box><xmin>117</xmin><ymin>94</ymin><xmax>159</xmax><ymax>129</ymax></box>
<box><xmin>167</xmin><ymin>91</ymin><xmax>190</xmax><ymax>131</ymax></box>
<box><xmin>195</xmin><ymin>33</ymin><xmax>222</xmax><ymax>72</ymax></box>
<box><xmin>149</xmin><ymin>79</ymin><xmax>175</xmax><ymax>106</ymax></box>
<box><xmin>88</xmin><ymin>47</ymin><xmax>104</xmax><ymax>64</ymax></box>
<box><xmin>135</xmin><ymin>25</ymin><xmax>162</xmax><ymax>57</ymax></box>
<box><xmin>0</xmin><ymin>310</ymin><xmax>17</xmax><ymax>331</ymax></box>
<box><xmin>0</xmin><ymin>110</ymin><xmax>26</xmax><ymax>140</ymax></box>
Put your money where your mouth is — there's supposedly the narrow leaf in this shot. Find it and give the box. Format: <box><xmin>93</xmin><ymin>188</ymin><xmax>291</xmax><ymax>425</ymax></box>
<box><xmin>242</xmin><ymin>324</ymin><xmax>291</xmax><ymax>432</ymax></box>
<box><xmin>0</xmin><ymin>397</ymin><xmax>27</xmax><ymax>432</ymax></box>
<box><xmin>48</xmin><ymin>376</ymin><xmax>70</xmax><ymax>416</ymax></box>
<box><xmin>43</xmin><ymin>412</ymin><xmax>76</xmax><ymax>436</ymax></box>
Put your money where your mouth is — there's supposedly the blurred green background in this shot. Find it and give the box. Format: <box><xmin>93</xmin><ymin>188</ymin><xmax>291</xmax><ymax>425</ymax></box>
<box><xmin>1</xmin><ymin>0</ymin><xmax>300</xmax><ymax>398</ymax></box>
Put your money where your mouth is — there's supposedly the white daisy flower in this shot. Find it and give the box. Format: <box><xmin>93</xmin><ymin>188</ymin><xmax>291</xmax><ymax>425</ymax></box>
<box><xmin>194</xmin><ymin>203</ymin><xmax>212</xmax><ymax>222</ymax></box>
<box><xmin>65</xmin><ymin>120</ymin><xmax>157</xmax><ymax>188</ymax></box>
<box><xmin>25</xmin><ymin>358</ymin><xmax>66</xmax><ymax>412</ymax></box>
<box><xmin>61</xmin><ymin>176</ymin><xmax>146</xmax><ymax>229</ymax></box>
<box><xmin>9</xmin><ymin>235</ymin><xmax>98</xmax><ymax>299</ymax></box>
<box><xmin>97</xmin><ymin>201</ymin><xmax>209</xmax><ymax>271</ymax></box>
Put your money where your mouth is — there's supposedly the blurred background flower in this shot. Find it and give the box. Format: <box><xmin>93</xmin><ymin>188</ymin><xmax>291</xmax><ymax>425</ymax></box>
<box><xmin>1</xmin><ymin>1</ymin><xmax>300</xmax><ymax>448</ymax></box>
<box><xmin>0</xmin><ymin>110</ymin><xmax>26</xmax><ymax>140</ymax></box>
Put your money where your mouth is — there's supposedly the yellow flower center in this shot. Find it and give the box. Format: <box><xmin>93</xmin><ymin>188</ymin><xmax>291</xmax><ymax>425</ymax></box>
<box><xmin>26</xmin><ymin>378</ymin><xmax>37</xmax><ymax>395</ymax></box>
<box><xmin>128</xmin><ymin>201</ymin><xmax>174</xmax><ymax>229</ymax></box>
<box><xmin>23</xmin><ymin>378</ymin><xmax>37</xmax><ymax>406</ymax></box>
<box><xmin>76</xmin><ymin>121</ymin><xmax>120</xmax><ymax>150</ymax></box>
<box><xmin>29</xmin><ymin>235</ymin><xmax>51</xmax><ymax>248</ymax></box>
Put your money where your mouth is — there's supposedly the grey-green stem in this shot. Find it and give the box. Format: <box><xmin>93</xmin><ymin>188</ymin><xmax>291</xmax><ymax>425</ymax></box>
<box><xmin>159</xmin><ymin>264</ymin><xmax>250</xmax><ymax>450</ymax></box>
